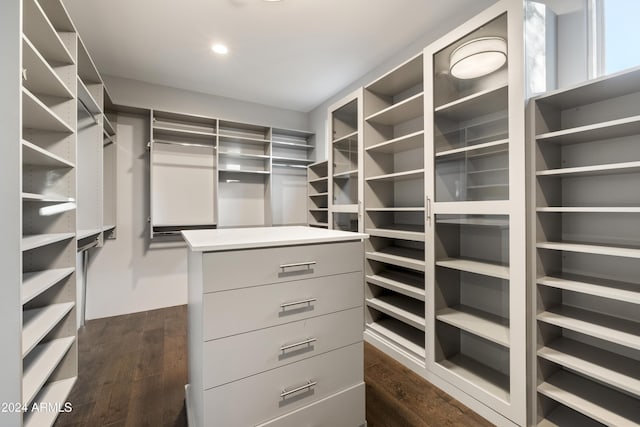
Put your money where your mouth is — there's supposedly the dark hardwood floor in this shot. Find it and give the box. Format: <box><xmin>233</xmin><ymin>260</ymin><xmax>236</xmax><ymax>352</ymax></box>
<box><xmin>55</xmin><ymin>306</ymin><xmax>491</xmax><ymax>427</ymax></box>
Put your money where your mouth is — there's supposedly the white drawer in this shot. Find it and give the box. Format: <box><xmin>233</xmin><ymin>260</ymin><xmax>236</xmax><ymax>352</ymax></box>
<box><xmin>256</xmin><ymin>382</ymin><xmax>366</xmax><ymax>427</ymax></box>
<box><xmin>204</xmin><ymin>307</ymin><xmax>363</xmax><ymax>389</ymax></box>
<box><xmin>203</xmin><ymin>271</ymin><xmax>363</xmax><ymax>340</ymax></box>
<box><xmin>203</xmin><ymin>342</ymin><xmax>363</xmax><ymax>427</ymax></box>
<box><xmin>202</xmin><ymin>241</ymin><xmax>363</xmax><ymax>293</ymax></box>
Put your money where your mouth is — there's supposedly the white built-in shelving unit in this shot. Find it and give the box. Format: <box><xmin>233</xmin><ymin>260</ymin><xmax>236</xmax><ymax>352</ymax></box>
<box><xmin>307</xmin><ymin>160</ymin><xmax>329</xmax><ymax>228</ymax></box>
<box><xmin>425</xmin><ymin>2</ymin><xmax>526</xmax><ymax>425</ymax></box>
<box><xmin>362</xmin><ymin>53</ymin><xmax>427</xmax><ymax>363</ymax></box>
<box><xmin>531</xmin><ymin>66</ymin><xmax>640</xmax><ymax>427</ymax></box>
<box><xmin>328</xmin><ymin>89</ymin><xmax>363</xmax><ymax>232</ymax></box>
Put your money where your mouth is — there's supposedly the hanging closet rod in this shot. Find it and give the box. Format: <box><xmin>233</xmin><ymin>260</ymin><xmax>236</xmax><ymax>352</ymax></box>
<box><xmin>152</xmin><ymin>139</ymin><xmax>216</xmax><ymax>150</ymax></box>
<box><xmin>77</xmin><ymin>98</ymin><xmax>99</xmax><ymax>125</ymax></box>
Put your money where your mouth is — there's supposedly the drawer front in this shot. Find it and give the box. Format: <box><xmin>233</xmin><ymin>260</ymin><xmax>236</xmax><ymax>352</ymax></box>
<box><xmin>203</xmin><ymin>342</ymin><xmax>363</xmax><ymax>427</ymax></box>
<box><xmin>256</xmin><ymin>382</ymin><xmax>365</xmax><ymax>427</ymax></box>
<box><xmin>204</xmin><ymin>307</ymin><xmax>363</xmax><ymax>389</ymax></box>
<box><xmin>203</xmin><ymin>271</ymin><xmax>363</xmax><ymax>340</ymax></box>
<box><xmin>202</xmin><ymin>241</ymin><xmax>363</xmax><ymax>293</ymax></box>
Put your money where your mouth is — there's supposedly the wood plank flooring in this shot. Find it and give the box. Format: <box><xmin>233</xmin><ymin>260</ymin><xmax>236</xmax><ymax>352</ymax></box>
<box><xmin>54</xmin><ymin>305</ymin><xmax>492</xmax><ymax>427</ymax></box>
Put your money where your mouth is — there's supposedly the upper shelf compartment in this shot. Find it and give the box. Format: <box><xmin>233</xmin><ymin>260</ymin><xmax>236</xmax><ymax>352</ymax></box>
<box><xmin>219</xmin><ymin>120</ymin><xmax>270</xmax><ymax>144</ymax></box>
<box><xmin>23</xmin><ymin>0</ymin><xmax>74</xmax><ymax>66</ymax></box>
<box><xmin>152</xmin><ymin>110</ymin><xmax>217</xmax><ymax>141</ymax></box>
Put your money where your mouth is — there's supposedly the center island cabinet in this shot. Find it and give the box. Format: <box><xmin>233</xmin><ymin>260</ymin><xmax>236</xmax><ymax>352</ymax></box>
<box><xmin>182</xmin><ymin>226</ymin><xmax>369</xmax><ymax>427</ymax></box>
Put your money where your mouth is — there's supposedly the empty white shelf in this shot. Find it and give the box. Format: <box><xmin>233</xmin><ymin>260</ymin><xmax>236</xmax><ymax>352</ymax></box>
<box><xmin>436</xmin><ymin>306</ymin><xmax>509</xmax><ymax>347</ymax></box>
<box><xmin>333</xmin><ymin>169</ymin><xmax>358</xmax><ymax>179</ymax></box>
<box><xmin>436</xmin><ymin>217</ymin><xmax>509</xmax><ymax>228</ymax></box>
<box><xmin>366</xmin><ymin>207</ymin><xmax>425</xmax><ymax>212</ymax></box>
<box><xmin>22</xmin><ymin>140</ymin><xmax>74</xmax><ymax>168</ymax></box>
<box><xmin>272</xmin><ymin>140</ymin><xmax>313</xmax><ymax>149</ymax></box>
<box><xmin>218</xmin><ymin>134</ymin><xmax>269</xmax><ymax>144</ymax></box>
<box><xmin>366</xmin><ymin>246</ymin><xmax>425</xmax><ymax>272</ymax></box>
<box><xmin>434</xmin><ymin>85</ymin><xmax>508</xmax><ymax>121</ymax></box>
<box><xmin>77</xmin><ymin>77</ymin><xmax>102</xmax><ymax>115</ymax></box>
<box><xmin>467</xmin><ymin>183</ymin><xmax>509</xmax><ymax>190</ymax></box>
<box><xmin>538</xmin><ymin>405</ymin><xmax>604</xmax><ymax>427</ymax></box>
<box><xmin>153</xmin><ymin>124</ymin><xmax>215</xmax><ymax>139</ymax></box>
<box><xmin>537</xmin><ymin>305</ymin><xmax>640</xmax><ymax>351</ymax></box>
<box><xmin>333</xmin><ymin>130</ymin><xmax>358</xmax><ymax>145</ymax></box>
<box><xmin>536</xmin><ymin>115</ymin><xmax>640</xmax><ymax>145</ymax></box>
<box><xmin>538</xmin><ymin>337</ymin><xmax>640</xmax><ymax>398</ymax></box>
<box><xmin>22</xmin><ymin>233</ymin><xmax>74</xmax><ymax>252</ymax></box>
<box><xmin>537</xmin><ymin>241</ymin><xmax>640</xmax><ymax>259</ymax></box>
<box><xmin>22</xmin><ymin>36</ymin><xmax>73</xmax><ymax>99</ymax></box>
<box><xmin>365</xmin><ymin>93</ymin><xmax>424</xmax><ymax>126</ymax></box>
<box><xmin>309</xmin><ymin>192</ymin><xmax>328</xmax><ymax>197</ymax></box>
<box><xmin>219</xmin><ymin>152</ymin><xmax>269</xmax><ymax>160</ymax></box>
<box><xmin>537</xmin><ymin>161</ymin><xmax>640</xmax><ymax>177</ymax></box>
<box><xmin>22</xmin><ymin>88</ymin><xmax>74</xmax><ymax>133</ymax></box>
<box><xmin>366</xmin><ymin>295</ymin><xmax>425</xmax><ymax>331</ymax></box>
<box><xmin>366</xmin><ymin>224</ymin><xmax>425</xmax><ymax>242</ymax></box>
<box><xmin>22</xmin><ymin>336</ymin><xmax>75</xmax><ymax>406</ymax></box>
<box><xmin>366</xmin><ymin>131</ymin><xmax>424</xmax><ymax>154</ymax></box>
<box><xmin>103</xmin><ymin>225</ymin><xmax>116</xmax><ymax>232</ymax></box>
<box><xmin>308</xmin><ymin>222</ymin><xmax>328</xmax><ymax>228</ymax></box>
<box><xmin>22</xmin><ymin>192</ymin><xmax>74</xmax><ymax>203</ymax></box>
<box><xmin>366</xmin><ymin>169</ymin><xmax>424</xmax><ymax>182</ymax></box>
<box><xmin>219</xmin><ymin>169</ymin><xmax>270</xmax><ymax>175</ymax></box>
<box><xmin>435</xmin><ymin>258</ymin><xmax>509</xmax><ymax>280</ymax></box>
<box><xmin>366</xmin><ymin>55</ymin><xmax>423</xmax><ymax>96</ymax></box>
<box><xmin>23</xmin><ymin>377</ymin><xmax>76</xmax><ymax>427</ymax></box>
<box><xmin>367</xmin><ymin>318</ymin><xmax>425</xmax><ymax>359</ymax></box>
<box><xmin>23</xmin><ymin>0</ymin><xmax>74</xmax><ymax>65</ymax></box>
<box><xmin>22</xmin><ymin>302</ymin><xmax>75</xmax><ymax>357</ymax></box>
<box><xmin>22</xmin><ymin>267</ymin><xmax>74</xmax><ymax>305</ymax></box>
<box><xmin>436</xmin><ymin>139</ymin><xmax>509</xmax><ymax>159</ymax></box>
<box><xmin>538</xmin><ymin>370</ymin><xmax>640</xmax><ymax>426</ymax></box>
<box><xmin>366</xmin><ymin>270</ymin><xmax>425</xmax><ymax>301</ymax></box>
<box><xmin>308</xmin><ymin>176</ymin><xmax>328</xmax><ymax>184</ymax></box>
<box><xmin>438</xmin><ymin>354</ymin><xmax>509</xmax><ymax>402</ymax></box>
<box><xmin>537</xmin><ymin>274</ymin><xmax>640</xmax><ymax>305</ymax></box>
<box><xmin>77</xmin><ymin>229</ymin><xmax>102</xmax><ymax>240</ymax></box>
<box><xmin>271</xmin><ymin>156</ymin><xmax>313</xmax><ymax>163</ymax></box>
<box><xmin>536</xmin><ymin>206</ymin><xmax>640</xmax><ymax>213</ymax></box>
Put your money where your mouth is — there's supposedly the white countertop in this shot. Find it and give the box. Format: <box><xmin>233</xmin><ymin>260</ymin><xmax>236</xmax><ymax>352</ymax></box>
<box><xmin>182</xmin><ymin>226</ymin><xmax>368</xmax><ymax>252</ymax></box>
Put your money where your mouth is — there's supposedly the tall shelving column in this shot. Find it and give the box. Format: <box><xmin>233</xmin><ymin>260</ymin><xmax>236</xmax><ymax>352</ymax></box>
<box><xmin>102</xmin><ymin>87</ymin><xmax>117</xmax><ymax>239</ymax></box>
<box><xmin>425</xmin><ymin>2</ymin><xmax>526</xmax><ymax>425</ymax></box>
<box><xmin>328</xmin><ymin>89</ymin><xmax>363</xmax><ymax>232</ymax></box>
<box><xmin>531</xmin><ymin>67</ymin><xmax>640</xmax><ymax>426</ymax></box>
<box><xmin>362</xmin><ymin>54</ymin><xmax>426</xmax><ymax>363</ymax></box>
<box><xmin>307</xmin><ymin>160</ymin><xmax>329</xmax><ymax>228</ymax></box>
<box><xmin>21</xmin><ymin>0</ymin><xmax>79</xmax><ymax>425</ymax></box>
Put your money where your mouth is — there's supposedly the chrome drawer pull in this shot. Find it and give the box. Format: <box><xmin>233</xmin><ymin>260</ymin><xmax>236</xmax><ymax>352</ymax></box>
<box><xmin>279</xmin><ymin>261</ymin><xmax>316</xmax><ymax>271</ymax></box>
<box><xmin>280</xmin><ymin>380</ymin><xmax>317</xmax><ymax>398</ymax></box>
<box><xmin>280</xmin><ymin>337</ymin><xmax>317</xmax><ymax>352</ymax></box>
<box><xmin>280</xmin><ymin>298</ymin><xmax>317</xmax><ymax>309</ymax></box>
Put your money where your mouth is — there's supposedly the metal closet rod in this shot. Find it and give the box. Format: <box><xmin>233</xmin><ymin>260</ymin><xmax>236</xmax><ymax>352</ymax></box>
<box><xmin>152</xmin><ymin>139</ymin><xmax>216</xmax><ymax>150</ymax></box>
<box><xmin>272</xmin><ymin>163</ymin><xmax>307</xmax><ymax>169</ymax></box>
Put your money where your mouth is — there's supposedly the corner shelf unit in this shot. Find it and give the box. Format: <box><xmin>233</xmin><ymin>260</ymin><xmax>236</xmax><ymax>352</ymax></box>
<box><xmin>531</xmin><ymin>66</ymin><xmax>640</xmax><ymax>426</ymax></box>
<box><xmin>363</xmin><ymin>53</ymin><xmax>427</xmax><ymax>363</ymax></box>
<box><xmin>425</xmin><ymin>3</ymin><xmax>526</xmax><ymax>426</ymax></box>
<box><xmin>307</xmin><ymin>160</ymin><xmax>329</xmax><ymax>228</ymax></box>
<box><xmin>18</xmin><ymin>1</ymin><xmax>79</xmax><ymax>425</ymax></box>
<box><xmin>328</xmin><ymin>89</ymin><xmax>363</xmax><ymax>232</ymax></box>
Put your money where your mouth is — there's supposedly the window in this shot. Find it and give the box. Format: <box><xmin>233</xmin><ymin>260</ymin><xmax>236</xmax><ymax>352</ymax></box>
<box><xmin>600</xmin><ymin>0</ymin><xmax>640</xmax><ymax>74</ymax></box>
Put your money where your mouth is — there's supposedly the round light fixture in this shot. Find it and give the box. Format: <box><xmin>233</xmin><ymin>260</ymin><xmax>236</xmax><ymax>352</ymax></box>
<box><xmin>449</xmin><ymin>37</ymin><xmax>507</xmax><ymax>79</ymax></box>
<box><xmin>211</xmin><ymin>43</ymin><xmax>229</xmax><ymax>55</ymax></box>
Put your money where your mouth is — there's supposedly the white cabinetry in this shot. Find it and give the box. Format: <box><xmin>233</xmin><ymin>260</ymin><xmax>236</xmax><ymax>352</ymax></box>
<box><xmin>183</xmin><ymin>227</ymin><xmax>367</xmax><ymax>427</ymax></box>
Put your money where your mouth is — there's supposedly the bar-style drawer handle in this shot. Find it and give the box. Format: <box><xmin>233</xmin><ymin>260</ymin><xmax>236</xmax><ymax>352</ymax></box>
<box><xmin>280</xmin><ymin>380</ymin><xmax>317</xmax><ymax>398</ymax></box>
<box><xmin>279</xmin><ymin>261</ymin><xmax>316</xmax><ymax>271</ymax></box>
<box><xmin>280</xmin><ymin>337</ymin><xmax>317</xmax><ymax>352</ymax></box>
<box><xmin>280</xmin><ymin>298</ymin><xmax>317</xmax><ymax>309</ymax></box>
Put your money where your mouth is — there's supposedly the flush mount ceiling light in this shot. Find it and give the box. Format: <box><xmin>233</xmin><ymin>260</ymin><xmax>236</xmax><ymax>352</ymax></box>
<box><xmin>449</xmin><ymin>37</ymin><xmax>507</xmax><ymax>79</ymax></box>
<box><xmin>211</xmin><ymin>43</ymin><xmax>228</xmax><ymax>55</ymax></box>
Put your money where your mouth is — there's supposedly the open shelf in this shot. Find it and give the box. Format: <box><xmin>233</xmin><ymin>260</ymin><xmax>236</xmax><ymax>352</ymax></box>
<box><xmin>366</xmin><ymin>246</ymin><xmax>425</xmax><ymax>272</ymax></box>
<box><xmin>366</xmin><ymin>169</ymin><xmax>424</xmax><ymax>182</ymax></box>
<box><xmin>22</xmin><ymin>88</ymin><xmax>74</xmax><ymax>134</ymax></box>
<box><xmin>22</xmin><ymin>193</ymin><xmax>74</xmax><ymax>203</ymax></box>
<box><xmin>271</xmin><ymin>156</ymin><xmax>313</xmax><ymax>164</ymax></box>
<box><xmin>365</xmin><ymin>92</ymin><xmax>424</xmax><ymax>126</ymax></box>
<box><xmin>537</xmin><ymin>241</ymin><xmax>640</xmax><ymax>259</ymax></box>
<box><xmin>536</xmin><ymin>206</ymin><xmax>640</xmax><ymax>213</ymax></box>
<box><xmin>22</xmin><ymin>36</ymin><xmax>73</xmax><ymax>99</ymax></box>
<box><xmin>538</xmin><ymin>405</ymin><xmax>604</xmax><ymax>427</ymax></box>
<box><xmin>218</xmin><ymin>134</ymin><xmax>269</xmax><ymax>145</ymax></box>
<box><xmin>22</xmin><ymin>268</ymin><xmax>74</xmax><ymax>305</ymax></box>
<box><xmin>434</xmin><ymin>85</ymin><xmax>508</xmax><ymax>121</ymax></box>
<box><xmin>536</xmin><ymin>161</ymin><xmax>640</xmax><ymax>177</ymax></box>
<box><xmin>537</xmin><ymin>305</ymin><xmax>640</xmax><ymax>351</ymax></box>
<box><xmin>436</xmin><ymin>306</ymin><xmax>509</xmax><ymax>347</ymax></box>
<box><xmin>366</xmin><ymin>207</ymin><xmax>425</xmax><ymax>212</ymax></box>
<box><xmin>436</xmin><ymin>139</ymin><xmax>509</xmax><ymax>159</ymax></box>
<box><xmin>537</xmin><ymin>274</ymin><xmax>640</xmax><ymax>305</ymax></box>
<box><xmin>153</xmin><ymin>124</ymin><xmax>215</xmax><ymax>139</ymax></box>
<box><xmin>366</xmin><ymin>224</ymin><xmax>425</xmax><ymax>242</ymax></box>
<box><xmin>22</xmin><ymin>140</ymin><xmax>74</xmax><ymax>168</ymax></box>
<box><xmin>23</xmin><ymin>377</ymin><xmax>76</xmax><ymax>427</ymax></box>
<box><xmin>366</xmin><ymin>54</ymin><xmax>423</xmax><ymax>97</ymax></box>
<box><xmin>77</xmin><ymin>77</ymin><xmax>102</xmax><ymax>115</ymax></box>
<box><xmin>219</xmin><ymin>152</ymin><xmax>269</xmax><ymax>160</ymax></box>
<box><xmin>22</xmin><ymin>336</ymin><xmax>75</xmax><ymax>405</ymax></box>
<box><xmin>333</xmin><ymin>130</ymin><xmax>358</xmax><ymax>145</ymax></box>
<box><xmin>366</xmin><ymin>270</ymin><xmax>425</xmax><ymax>301</ymax></box>
<box><xmin>438</xmin><ymin>354</ymin><xmax>509</xmax><ymax>402</ymax></box>
<box><xmin>436</xmin><ymin>216</ymin><xmax>509</xmax><ymax>227</ymax></box>
<box><xmin>23</xmin><ymin>0</ymin><xmax>74</xmax><ymax>65</ymax></box>
<box><xmin>309</xmin><ymin>192</ymin><xmax>328</xmax><ymax>197</ymax></box>
<box><xmin>22</xmin><ymin>233</ymin><xmax>74</xmax><ymax>252</ymax></box>
<box><xmin>219</xmin><ymin>169</ymin><xmax>270</xmax><ymax>175</ymax></box>
<box><xmin>366</xmin><ymin>295</ymin><xmax>425</xmax><ymax>331</ymax></box>
<box><xmin>103</xmin><ymin>115</ymin><xmax>116</xmax><ymax>136</ymax></box>
<box><xmin>436</xmin><ymin>258</ymin><xmax>509</xmax><ymax>280</ymax></box>
<box><xmin>366</xmin><ymin>130</ymin><xmax>424</xmax><ymax>153</ymax></box>
<box><xmin>77</xmin><ymin>229</ymin><xmax>102</xmax><ymax>240</ymax></box>
<box><xmin>538</xmin><ymin>337</ymin><xmax>640</xmax><ymax>398</ymax></box>
<box><xmin>308</xmin><ymin>177</ymin><xmax>328</xmax><ymax>184</ymax></box>
<box><xmin>368</xmin><ymin>318</ymin><xmax>425</xmax><ymax>359</ymax></box>
<box><xmin>22</xmin><ymin>302</ymin><xmax>75</xmax><ymax>357</ymax></box>
<box><xmin>538</xmin><ymin>370</ymin><xmax>640</xmax><ymax>426</ymax></box>
<box><xmin>536</xmin><ymin>115</ymin><xmax>640</xmax><ymax>145</ymax></box>
<box><xmin>333</xmin><ymin>169</ymin><xmax>358</xmax><ymax>179</ymax></box>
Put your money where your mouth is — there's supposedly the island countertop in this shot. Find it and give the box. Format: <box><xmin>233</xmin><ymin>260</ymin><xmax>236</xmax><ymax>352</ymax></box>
<box><xmin>181</xmin><ymin>226</ymin><xmax>368</xmax><ymax>252</ymax></box>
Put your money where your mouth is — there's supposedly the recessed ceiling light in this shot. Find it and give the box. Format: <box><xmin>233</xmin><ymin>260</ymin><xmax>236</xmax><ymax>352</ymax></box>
<box><xmin>211</xmin><ymin>43</ymin><xmax>228</xmax><ymax>55</ymax></box>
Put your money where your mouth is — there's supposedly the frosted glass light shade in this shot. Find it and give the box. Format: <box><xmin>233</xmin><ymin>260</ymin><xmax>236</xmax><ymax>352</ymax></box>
<box><xmin>449</xmin><ymin>37</ymin><xmax>507</xmax><ymax>79</ymax></box>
